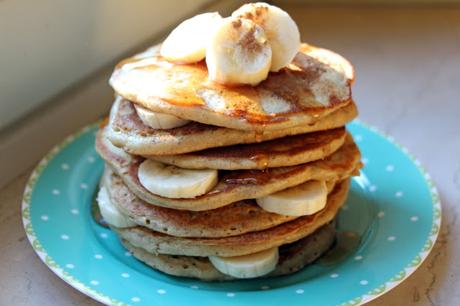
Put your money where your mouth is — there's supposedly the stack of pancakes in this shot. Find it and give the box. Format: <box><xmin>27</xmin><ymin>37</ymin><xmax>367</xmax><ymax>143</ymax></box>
<box><xmin>95</xmin><ymin>43</ymin><xmax>362</xmax><ymax>281</ymax></box>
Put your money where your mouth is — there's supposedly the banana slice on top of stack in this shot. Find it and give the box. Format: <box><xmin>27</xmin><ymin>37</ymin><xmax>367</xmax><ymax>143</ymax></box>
<box><xmin>96</xmin><ymin>2</ymin><xmax>362</xmax><ymax>281</ymax></box>
<box><xmin>160</xmin><ymin>2</ymin><xmax>300</xmax><ymax>85</ymax></box>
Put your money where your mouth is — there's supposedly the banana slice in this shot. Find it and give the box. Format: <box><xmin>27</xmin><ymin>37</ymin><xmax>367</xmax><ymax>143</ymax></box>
<box><xmin>232</xmin><ymin>2</ymin><xmax>300</xmax><ymax>72</ymax></box>
<box><xmin>97</xmin><ymin>186</ymin><xmax>136</xmax><ymax>228</ymax></box>
<box><xmin>138</xmin><ymin>160</ymin><xmax>218</xmax><ymax>198</ymax></box>
<box><xmin>256</xmin><ymin>180</ymin><xmax>327</xmax><ymax>216</ymax></box>
<box><xmin>134</xmin><ymin>104</ymin><xmax>190</xmax><ymax>129</ymax></box>
<box><xmin>161</xmin><ymin>12</ymin><xmax>223</xmax><ymax>63</ymax></box>
<box><xmin>209</xmin><ymin>247</ymin><xmax>279</xmax><ymax>278</ymax></box>
<box><xmin>206</xmin><ymin>17</ymin><xmax>272</xmax><ymax>85</ymax></box>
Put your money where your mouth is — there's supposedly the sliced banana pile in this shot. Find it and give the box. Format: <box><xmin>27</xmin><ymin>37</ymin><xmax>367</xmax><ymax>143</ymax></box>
<box><xmin>160</xmin><ymin>2</ymin><xmax>300</xmax><ymax>85</ymax></box>
<box><xmin>132</xmin><ymin>3</ymin><xmax>299</xmax><ymax>128</ymax></box>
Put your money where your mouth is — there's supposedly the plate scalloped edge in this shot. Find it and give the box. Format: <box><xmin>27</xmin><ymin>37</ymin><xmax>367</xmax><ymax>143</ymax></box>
<box><xmin>20</xmin><ymin>120</ymin><xmax>442</xmax><ymax>306</ymax></box>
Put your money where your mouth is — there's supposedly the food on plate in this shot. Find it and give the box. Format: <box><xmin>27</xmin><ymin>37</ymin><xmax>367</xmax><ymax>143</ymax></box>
<box><xmin>95</xmin><ymin>2</ymin><xmax>362</xmax><ymax>280</ymax></box>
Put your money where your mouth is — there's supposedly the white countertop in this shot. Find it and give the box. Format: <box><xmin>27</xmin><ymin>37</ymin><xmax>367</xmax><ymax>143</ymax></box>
<box><xmin>0</xmin><ymin>5</ymin><xmax>459</xmax><ymax>306</ymax></box>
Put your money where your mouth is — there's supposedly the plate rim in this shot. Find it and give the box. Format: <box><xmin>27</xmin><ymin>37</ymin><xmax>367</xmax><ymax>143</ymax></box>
<box><xmin>339</xmin><ymin>119</ymin><xmax>442</xmax><ymax>305</ymax></box>
<box><xmin>21</xmin><ymin>123</ymin><xmax>125</xmax><ymax>306</ymax></box>
<box><xmin>21</xmin><ymin>120</ymin><xmax>442</xmax><ymax>306</ymax></box>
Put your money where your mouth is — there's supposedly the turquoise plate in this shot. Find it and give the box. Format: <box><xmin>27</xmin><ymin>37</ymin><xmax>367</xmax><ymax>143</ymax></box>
<box><xmin>22</xmin><ymin>121</ymin><xmax>441</xmax><ymax>306</ymax></box>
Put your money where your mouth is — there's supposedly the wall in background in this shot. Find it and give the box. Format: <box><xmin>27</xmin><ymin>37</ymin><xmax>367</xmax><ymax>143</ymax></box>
<box><xmin>0</xmin><ymin>0</ymin><xmax>212</xmax><ymax>131</ymax></box>
<box><xmin>3</xmin><ymin>0</ymin><xmax>453</xmax><ymax>132</ymax></box>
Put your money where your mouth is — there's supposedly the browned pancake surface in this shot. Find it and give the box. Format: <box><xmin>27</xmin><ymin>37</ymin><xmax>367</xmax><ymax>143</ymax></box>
<box><xmin>110</xmin><ymin>44</ymin><xmax>354</xmax><ymax>131</ymax></box>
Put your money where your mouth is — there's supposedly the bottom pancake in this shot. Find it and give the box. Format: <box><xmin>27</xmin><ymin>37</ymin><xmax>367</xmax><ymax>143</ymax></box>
<box><xmin>120</xmin><ymin>220</ymin><xmax>336</xmax><ymax>281</ymax></box>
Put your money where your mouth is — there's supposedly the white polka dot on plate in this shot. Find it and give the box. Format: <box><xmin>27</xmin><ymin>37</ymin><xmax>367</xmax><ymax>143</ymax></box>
<box><xmin>377</xmin><ymin>211</ymin><xmax>385</xmax><ymax>218</ymax></box>
<box><xmin>362</xmin><ymin>158</ymin><xmax>369</xmax><ymax>164</ymax></box>
<box><xmin>52</xmin><ymin>189</ymin><xmax>60</xmax><ymax>195</ymax></box>
<box><xmin>94</xmin><ymin>254</ymin><xmax>103</xmax><ymax>259</ymax></box>
<box><xmin>131</xmin><ymin>297</ymin><xmax>141</xmax><ymax>302</ymax></box>
<box><xmin>395</xmin><ymin>191</ymin><xmax>404</xmax><ymax>198</ymax></box>
<box><xmin>121</xmin><ymin>272</ymin><xmax>130</xmax><ymax>278</ymax></box>
<box><xmin>369</xmin><ymin>185</ymin><xmax>377</xmax><ymax>192</ymax></box>
<box><xmin>100</xmin><ymin>233</ymin><xmax>108</xmax><ymax>239</ymax></box>
<box><xmin>386</xmin><ymin>164</ymin><xmax>394</xmax><ymax>172</ymax></box>
<box><xmin>80</xmin><ymin>183</ymin><xmax>88</xmax><ymax>189</ymax></box>
<box><xmin>90</xmin><ymin>280</ymin><xmax>99</xmax><ymax>286</ymax></box>
<box><xmin>360</xmin><ymin>280</ymin><xmax>368</xmax><ymax>285</ymax></box>
<box><xmin>410</xmin><ymin>216</ymin><xmax>419</xmax><ymax>222</ymax></box>
<box><xmin>157</xmin><ymin>289</ymin><xmax>166</xmax><ymax>295</ymax></box>
<box><xmin>65</xmin><ymin>264</ymin><xmax>75</xmax><ymax>269</ymax></box>
<box><xmin>354</xmin><ymin>135</ymin><xmax>363</xmax><ymax>142</ymax></box>
<box><xmin>226</xmin><ymin>293</ymin><xmax>235</xmax><ymax>297</ymax></box>
<box><xmin>61</xmin><ymin>163</ymin><xmax>70</xmax><ymax>170</ymax></box>
<box><xmin>387</xmin><ymin>236</ymin><xmax>396</xmax><ymax>241</ymax></box>
<box><xmin>260</xmin><ymin>285</ymin><xmax>270</xmax><ymax>290</ymax></box>
<box><xmin>296</xmin><ymin>289</ymin><xmax>304</xmax><ymax>294</ymax></box>
<box><xmin>87</xmin><ymin>156</ymin><xmax>95</xmax><ymax>163</ymax></box>
<box><xmin>125</xmin><ymin>251</ymin><xmax>132</xmax><ymax>257</ymax></box>
<box><xmin>190</xmin><ymin>285</ymin><xmax>199</xmax><ymax>289</ymax></box>
<box><xmin>70</xmin><ymin>209</ymin><xmax>79</xmax><ymax>215</ymax></box>
<box><xmin>354</xmin><ymin>255</ymin><xmax>363</xmax><ymax>261</ymax></box>
<box><xmin>60</xmin><ymin>234</ymin><xmax>69</xmax><ymax>240</ymax></box>
<box><xmin>330</xmin><ymin>273</ymin><xmax>339</xmax><ymax>278</ymax></box>
<box><xmin>41</xmin><ymin>215</ymin><xmax>49</xmax><ymax>221</ymax></box>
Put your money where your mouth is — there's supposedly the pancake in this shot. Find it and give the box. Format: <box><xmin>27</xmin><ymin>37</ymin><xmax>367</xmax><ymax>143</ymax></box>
<box><xmin>96</xmin><ymin>130</ymin><xmax>361</xmax><ymax>211</ymax></box>
<box><xmin>107</xmin><ymin>97</ymin><xmax>358</xmax><ymax>155</ymax></box>
<box><xmin>114</xmin><ymin>179</ymin><xmax>349</xmax><ymax>257</ymax></box>
<box><xmin>109</xmin><ymin>44</ymin><xmax>354</xmax><ymax>131</ymax></box>
<box><xmin>120</xmin><ymin>220</ymin><xmax>336</xmax><ymax>281</ymax></box>
<box><xmin>103</xmin><ymin>167</ymin><xmax>337</xmax><ymax>238</ymax></box>
<box><xmin>147</xmin><ymin>127</ymin><xmax>346</xmax><ymax>170</ymax></box>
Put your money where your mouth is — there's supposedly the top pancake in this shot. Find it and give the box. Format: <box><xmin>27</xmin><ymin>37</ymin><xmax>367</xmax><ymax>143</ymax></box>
<box><xmin>109</xmin><ymin>44</ymin><xmax>354</xmax><ymax>131</ymax></box>
<box><xmin>107</xmin><ymin>97</ymin><xmax>358</xmax><ymax>155</ymax></box>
